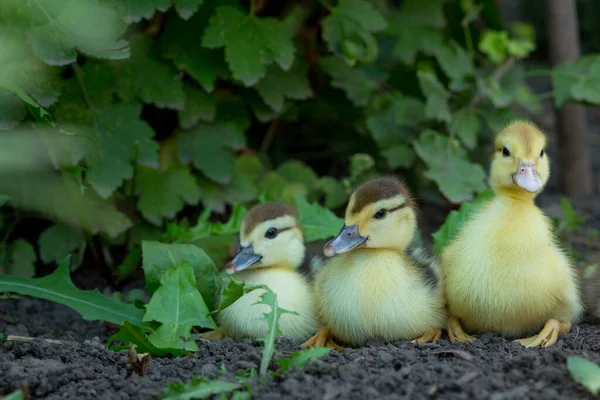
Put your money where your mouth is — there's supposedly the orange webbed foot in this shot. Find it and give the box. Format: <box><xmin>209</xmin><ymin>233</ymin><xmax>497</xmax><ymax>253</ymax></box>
<box><xmin>446</xmin><ymin>317</ymin><xmax>476</xmax><ymax>343</ymax></box>
<box><xmin>301</xmin><ymin>328</ymin><xmax>344</xmax><ymax>351</ymax></box>
<box><xmin>411</xmin><ymin>328</ymin><xmax>443</xmax><ymax>344</ymax></box>
<box><xmin>515</xmin><ymin>319</ymin><xmax>571</xmax><ymax>348</ymax></box>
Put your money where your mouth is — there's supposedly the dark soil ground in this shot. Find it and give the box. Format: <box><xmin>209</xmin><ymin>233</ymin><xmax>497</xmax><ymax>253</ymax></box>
<box><xmin>2</xmin><ymin>191</ymin><xmax>600</xmax><ymax>400</ymax></box>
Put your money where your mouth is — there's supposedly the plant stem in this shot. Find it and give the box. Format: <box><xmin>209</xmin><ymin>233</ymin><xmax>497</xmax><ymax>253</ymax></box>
<box><xmin>463</xmin><ymin>25</ymin><xmax>474</xmax><ymax>57</ymax></box>
<box><xmin>5</xmin><ymin>335</ymin><xmax>77</xmax><ymax>345</ymax></box>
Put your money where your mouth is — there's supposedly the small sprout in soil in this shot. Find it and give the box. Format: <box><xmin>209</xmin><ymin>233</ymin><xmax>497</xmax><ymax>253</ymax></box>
<box><xmin>161</xmin><ymin>377</ymin><xmax>242</xmax><ymax>400</ymax></box>
<box><xmin>567</xmin><ymin>356</ymin><xmax>600</xmax><ymax>395</ymax></box>
<box><xmin>275</xmin><ymin>347</ymin><xmax>331</xmax><ymax>375</ymax></box>
<box><xmin>128</xmin><ymin>344</ymin><xmax>151</xmax><ymax>376</ymax></box>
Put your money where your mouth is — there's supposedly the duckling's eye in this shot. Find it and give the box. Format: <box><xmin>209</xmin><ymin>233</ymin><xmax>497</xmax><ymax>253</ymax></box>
<box><xmin>540</xmin><ymin>149</ymin><xmax>545</xmax><ymax>158</ymax></box>
<box><xmin>502</xmin><ymin>147</ymin><xmax>511</xmax><ymax>157</ymax></box>
<box><xmin>373</xmin><ymin>209</ymin><xmax>387</xmax><ymax>219</ymax></box>
<box><xmin>265</xmin><ymin>228</ymin><xmax>278</xmax><ymax>239</ymax></box>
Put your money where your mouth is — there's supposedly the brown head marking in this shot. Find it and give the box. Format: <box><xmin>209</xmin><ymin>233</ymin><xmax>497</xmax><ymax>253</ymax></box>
<box><xmin>350</xmin><ymin>176</ymin><xmax>416</xmax><ymax>215</ymax></box>
<box><xmin>242</xmin><ymin>202</ymin><xmax>297</xmax><ymax>237</ymax></box>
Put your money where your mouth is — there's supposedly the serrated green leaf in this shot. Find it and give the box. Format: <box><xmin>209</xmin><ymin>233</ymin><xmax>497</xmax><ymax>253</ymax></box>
<box><xmin>276</xmin><ymin>348</ymin><xmax>331</xmax><ymax>374</ymax></box>
<box><xmin>318</xmin><ymin>177</ymin><xmax>347</xmax><ymax>209</ymax></box>
<box><xmin>190</xmin><ymin>204</ymin><xmax>247</xmax><ymax>241</ymax></box>
<box><xmin>0</xmin><ymin>89</ymin><xmax>26</xmax><ymax>130</ymax></box>
<box><xmin>295</xmin><ymin>195</ymin><xmax>344</xmax><ymax>241</ymax></box>
<box><xmin>202</xmin><ymin>6</ymin><xmax>295</xmax><ymax>86</ymax></box>
<box><xmin>0</xmin><ymin>257</ymin><xmax>145</xmax><ymax>325</ymax></box>
<box><xmin>134</xmin><ymin>165</ymin><xmax>201</xmax><ymax>225</ymax></box>
<box><xmin>254</xmin><ymin>62</ymin><xmax>312</xmax><ymax>112</ymax></box>
<box><xmin>112</xmin><ymin>34</ymin><xmax>185</xmax><ymax>110</ymax></box>
<box><xmin>177</xmin><ymin>122</ymin><xmax>246</xmax><ymax>184</ymax></box>
<box><xmin>478</xmin><ymin>30</ymin><xmax>509</xmax><ymax>64</ymax></box>
<box><xmin>7</xmin><ymin>239</ymin><xmax>37</xmax><ymax>278</ymax></box>
<box><xmin>38</xmin><ymin>224</ymin><xmax>84</xmax><ymax>265</ymax></box>
<box><xmin>449</xmin><ymin>108</ymin><xmax>480</xmax><ymax>150</ymax></box>
<box><xmin>173</xmin><ymin>0</ymin><xmax>204</xmax><ymax>20</ymax></box>
<box><xmin>143</xmin><ymin>262</ymin><xmax>216</xmax><ymax>351</ymax></box>
<box><xmin>107</xmin><ymin>321</ymin><xmax>187</xmax><ymax>357</ymax></box>
<box><xmin>141</xmin><ymin>241</ymin><xmax>218</xmax><ymax>310</ymax></box>
<box><xmin>222</xmin><ymin>155</ymin><xmax>264</xmax><ymax>204</ymax></box>
<box><xmin>506</xmin><ymin>38</ymin><xmax>535</xmax><ymax>58</ymax></box>
<box><xmin>381</xmin><ymin>145</ymin><xmax>416</xmax><ymax>169</ymax></box>
<box><xmin>214</xmin><ymin>97</ymin><xmax>251</xmax><ymax>132</ymax></box>
<box><xmin>113</xmin><ymin>0</ymin><xmax>170</xmax><ymax>23</ymax></box>
<box><xmin>552</xmin><ymin>55</ymin><xmax>600</xmax><ymax>107</ymax></box>
<box><xmin>567</xmin><ymin>356</ymin><xmax>600</xmax><ymax>395</ymax></box>
<box><xmin>179</xmin><ymin>85</ymin><xmax>216</xmax><ymax>129</ymax></box>
<box><xmin>197</xmin><ymin>177</ymin><xmax>225</xmax><ymax>213</ymax></box>
<box><xmin>434</xmin><ymin>41</ymin><xmax>474</xmax><ymax>81</ymax></box>
<box><xmin>388</xmin><ymin>0</ymin><xmax>445</xmax><ymax>30</ymax></box>
<box><xmin>431</xmin><ymin>189</ymin><xmax>494</xmax><ymax>254</ymax></box>
<box><xmin>281</xmin><ymin>4</ymin><xmax>310</xmax><ymax>37</ymax></box>
<box><xmin>276</xmin><ymin>160</ymin><xmax>319</xmax><ymax>194</ymax></box>
<box><xmin>1</xmin><ymin>389</ymin><xmax>24</xmax><ymax>400</ymax></box>
<box><xmin>162</xmin><ymin>377</ymin><xmax>241</xmax><ymax>400</ymax></box>
<box><xmin>417</xmin><ymin>70</ymin><xmax>451</xmax><ymax>122</ymax></box>
<box><xmin>320</xmin><ymin>56</ymin><xmax>382</xmax><ymax>106</ymax></box>
<box><xmin>413</xmin><ymin>130</ymin><xmax>487</xmax><ymax>204</ymax></box>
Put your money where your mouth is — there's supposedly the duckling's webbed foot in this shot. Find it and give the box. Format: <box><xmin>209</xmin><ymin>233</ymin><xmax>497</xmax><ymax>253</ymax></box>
<box><xmin>515</xmin><ymin>319</ymin><xmax>571</xmax><ymax>348</ymax></box>
<box><xmin>200</xmin><ymin>327</ymin><xmax>226</xmax><ymax>340</ymax></box>
<box><xmin>301</xmin><ymin>328</ymin><xmax>344</xmax><ymax>351</ymax></box>
<box><xmin>446</xmin><ymin>317</ymin><xmax>476</xmax><ymax>343</ymax></box>
<box><xmin>411</xmin><ymin>328</ymin><xmax>442</xmax><ymax>344</ymax></box>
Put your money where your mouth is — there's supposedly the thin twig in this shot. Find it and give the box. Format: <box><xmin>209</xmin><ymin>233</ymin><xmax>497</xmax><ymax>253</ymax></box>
<box><xmin>5</xmin><ymin>335</ymin><xmax>78</xmax><ymax>345</ymax></box>
<box><xmin>260</xmin><ymin>119</ymin><xmax>279</xmax><ymax>154</ymax></box>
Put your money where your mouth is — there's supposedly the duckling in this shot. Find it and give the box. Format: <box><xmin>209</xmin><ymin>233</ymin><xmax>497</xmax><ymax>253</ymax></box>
<box><xmin>302</xmin><ymin>177</ymin><xmax>447</xmax><ymax>349</ymax></box>
<box><xmin>441</xmin><ymin>120</ymin><xmax>584</xmax><ymax>348</ymax></box>
<box><xmin>206</xmin><ymin>202</ymin><xmax>319</xmax><ymax>344</ymax></box>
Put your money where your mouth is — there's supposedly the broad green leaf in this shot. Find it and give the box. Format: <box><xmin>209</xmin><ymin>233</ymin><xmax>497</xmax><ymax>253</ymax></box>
<box><xmin>276</xmin><ymin>160</ymin><xmax>319</xmax><ymax>194</ymax></box>
<box><xmin>381</xmin><ymin>145</ymin><xmax>416</xmax><ymax>169</ymax></box>
<box><xmin>506</xmin><ymin>38</ymin><xmax>535</xmax><ymax>58</ymax></box>
<box><xmin>244</xmin><ymin>89</ymin><xmax>283</xmax><ymax>123</ymax></box>
<box><xmin>318</xmin><ymin>177</ymin><xmax>347</xmax><ymax>209</ymax></box>
<box><xmin>552</xmin><ymin>55</ymin><xmax>600</xmax><ymax>107</ymax></box>
<box><xmin>320</xmin><ymin>56</ymin><xmax>382</xmax><ymax>106</ymax></box>
<box><xmin>350</xmin><ymin>153</ymin><xmax>375</xmax><ymax>179</ymax></box>
<box><xmin>143</xmin><ymin>262</ymin><xmax>216</xmax><ymax>350</ymax></box>
<box><xmin>0</xmin><ymin>89</ymin><xmax>26</xmax><ymax>130</ymax></box>
<box><xmin>112</xmin><ymin>34</ymin><xmax>185</xmax><ymax>110</ymax></box>
<box><xmin>0</xmin><ymin>257</ymin><xmax>145</xmax><ymax>325</ymax></box>
<box><xmin>388</xmin><ymin>0</ymin><xmax>445</xmax><ymax>30</ymax></box>
<box><xmin>276</xmin><ymin>348</ymin><xmax>331</xmax><ymax>374</ymax></box>
<box><xmin>214</xmin><ymin>96</ymin><xmax>251</xmax><ymax>132</ymax></box>
<box><xmin>114</xmin><ymin>246</ymin><xmax>142</xmax><ymax>283</ymax></box>
<box><xmin>478</xmin><ymin>30</ymin><xmax>508</xmax><ymax>64</ymax></box>
<box><xmin>0</xmin><ymin>195</ymin><xmax>9</xmax><ymax>207</ymax></box>
<box><xmin>434</xmin><ymin>41</ymin><xmax>474</xmax><ymax>81</ymax></box>
<box><xmin>177</xmin><ymin>122</ymin><xmax>246</xmax><ymax>184</ymax></box>
<box><xmin>6</xmin><ymin>239</ymin><xmax>37</xmax><ymax>278</ymax></box>
<box><xmin>567</xmin><ymin>356</ymin><xmax>600</xmax><ymax>396</ymax></box>
<box><xmin>134</xmin><ymin>165</ymin><xmax>201</xmax><ymax>226</ymax></box>
<box><xmin>179</xmin><ymin>85</ymin><xmax>216</xmax><ymax>129</ymax></box>
<box><xmin>173</xmin><ymin>0</ymin><xmax>204</xmax><ymax>20</ymax></box>
<box><xmin>254</xmin><ymin>62</ymin><xmax>312</xmax><ymax>112</ymax></box>
<box><xmin>281</xmin><ymin>3</ymin><xmax>310</xmax><ymax>37</ymax></box>
<box><xmin>107</xmin><ymin>321</ymin><xmax>187</xmax><ymax>357</ymax></box>
<box><xmin>27</xmin><ymin>0</ymin><xmax>129</xmax><ymax>66</ymax></box>
<box><xmin>141</xmin><ymin>241</ymin><xmax>218</xmax><ymax>310</ymax></box>
<box><xmin>413</xmin><ymin>130</ymin><xmax>487</xmax><ymax>204</ymax></box>
<box><xmin>222</xmin><ymin>155</ymin><xmax>265</xmax><ymax>204</ymax></box>
<box><xmin>190</xmin><ymin>203</ymin><xmax>248</xmax><ymax>240</ymax></box>
<box><xmin>2</xmin><ymin>389</ymin><xmax>24</xmax><ymax>400</ymax></box>
<box><xmin>162</xmin><ymin>377</ymin><xmax>241</xmax><ymax>400</ymax></box>
<box><xmin>431</xmin><ymin>189</ymin><xmax>494</xmax><ymax>254</ymax></box>
<box><xmin>202</xmin><ymin>6</ymin><xmax>295</xmax><ymax>86</ymax></box>
<box><xmin>197</xmin><ymin>177</ymin><xmax>226</xmax><ymax>213</ymax></box>
<box><xmin>417</xmin><ymin>70</ymin><xmax>451</xmax><ymax>122</ymax></box>
<box><xmin>114</xmin><ymin>0</ymin><xmax>205</xmax><ymax>22</ymax></box>
<box><xmin>449</xmin><ymin>108</ymin><xmax>480</xmax><ymax>150</ymax></box>
<box><xmin>295</xmin><ymin>195</ymin><xmax>344</xmax><ymax>241</ymax></box>
<box><xmin>38</xmin><ymin>224</ymin><xmax>84</xmax><ymax>266</ymax></box>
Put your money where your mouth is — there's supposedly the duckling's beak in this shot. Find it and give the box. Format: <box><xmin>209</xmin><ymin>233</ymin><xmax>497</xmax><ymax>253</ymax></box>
<box><xmin>323</xmin><ymin>224</ymin><xmax>367</xmax><ymax>257</ymax></box>
<box><xmin>225</xmin><ymin>245</ymin><xmax>262</xmax><ymax>275</ymax></box>
<box><xmin>513</xmin><ymin>160</ymin><xmax>543</xmax><ymax>193</ymax></box>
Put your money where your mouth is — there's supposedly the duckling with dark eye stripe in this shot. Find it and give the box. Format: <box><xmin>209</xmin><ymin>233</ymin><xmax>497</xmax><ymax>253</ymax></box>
<box><xmin>302</xmin><ymin>177</ymin><xmax>447</xmax><ymax>349</ymax></box>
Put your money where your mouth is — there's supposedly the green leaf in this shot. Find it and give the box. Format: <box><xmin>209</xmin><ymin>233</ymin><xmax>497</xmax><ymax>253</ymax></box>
<box><xmin>134</xmin><ymin>165</ymin><xmax>201</xmax><ymax>226</ymax></box>
<box><xmin>202</xmin><ymin>6</ymin><xmax>295</xmax><ymax>86</ymax></box>
<box><xmin>107</xmin><ymin>321</ymin><xmax>187</xmax><ymax>357</ymax></box>
<box><xmin>113</xmin><ymin>0</ymin><xmax>170</xmax><ymax>23</ymax></box>
<box><xmin>478</xmin><ymin>30</ymin><xmax>508</xmax><ymax>64</ymax></box>
<box><xmin>417</xmin><ymin>70</ymin><xmax>451</xmax><ymax>122</ymax></box>
<box><xmin>413</xmin><ymin>130</ymin><xmax>487</xmax><ymax>204</ymax></box>
<box><xmin>434</xmin><ymin>41</ymin><xmax>474</xmax><ymax>81</ymax></box>
<box><xmin>143</xmin><ymin>262</ymin><xmax>216</xmax><ymax>351</ymax></box>
<box><xmin>431</xmin><ymin>189</ymin><xmax>494</xmax><ymax>254</ymax></box>
<box><xmin>189</xmin><ymin>203</ymin><xmax>248</xmax><ymax>240</ymax></box>
<box><xmin>381</xmin><ymin>145</ymin><xmax>416</xmax><ymax>169</ymax></box>
<box><xmin>254</xmin><ymin>62</ymin><xmax>312</xmax><ymax>112</ymax></box>
<box><xmin>350</xmin><ymin>153</ymin><xmax>375</xmax><ymax>179</ymax></box>
<box><xmin>114</xmin><ymin>246</ymin><xmax>142</xmax><ymax>283</ymax></box>
<box><xmin>177</xmin><ymin>122</ymin><xmax>246</xmax><ymax>184</ymax></box>
<box><xmin>38</xmin><ymin>224</ymin><xmax>85</xmax><ymax>266</ymax></box>
<box><xmin>173</xmin><ymin>0</ymin><xmax>205</xmax><ymax>20</ymax></box>
<box><xmin>276</xmin><ymin>348</ymin><xmax>331</xmax><ymax>374</ymax></box>
<box><xmin>567</xmin><ymin>356</ymin><xmax>600</xmax><ymax>396</ymax></box>
<box><xmin>0</xmin><ymin>257</ymin><xmax>145</xmax><ymax>325</ymax></box>
<box><xmin>6</xmin><ymin>239</ymin><xmax>37</xmax><ymax>278</ymax></box>
<box><xmin>179</xmin><ymin>85</ymin><xmax>216</xmax><ymax>129</ymax></box>
<box><xmin>222</xmin><ymin>155</ymin><xmax>265</xmax><ymax>205</ymax></box>
<box><xmin>2</xmin><ymin>389</ymin><xmax>24</xmax><ymax>400</ymax></box>
<box><xmin>295</xmin><ymin>195</ymin><xmax>344</xmax><ymax>241</ymax></box>
<box><xmin>552</xmin><ymin>55</ymin><xmax>600</xmax><ymax>107</ymax></box>
<box><xmin>320</xmin><ymin>56</ymin><xmax>382</xmax><ymax>106</ymax></box>
<box><xmin>449</xmin><ymin>108</ymin><xmax>480</xmax><ymax>150</ymax></box>
<box><xmin>506</xmin><ymin>38</ymin><xmax>535</xmax><ymax>58</ymax></box>
<box><xmin>141</xmin><ymin>241</ymin><xmax>218</xmax><ymax>310</ymax></box>
<box><xmin>161</xmin><ymin>377</ymin><xmax>241</xmax><ymax>400</ymax></box>
<box><xmin>318</xmin><ymin>177</ymin><xmax>347</xmax><ymax>209</ymax></box>
<box><xmin>276</xmin><ymin>160</ymin><xmax>319</xmax><ymax>194</ymax></box>
<box><xmin>0</xmin><ymin>89</ymin><xmax>26</xmax><ymax>130</ymax></box>
<box><xmin>112</xmin><ymin>34</ymin><xmax>185</xmax><ymax>110</ymax></box>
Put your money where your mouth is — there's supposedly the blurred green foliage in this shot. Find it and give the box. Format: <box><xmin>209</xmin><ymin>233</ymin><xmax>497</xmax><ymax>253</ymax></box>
<box><xmin>0</xmin><ymin>0</ymin><xmax>599</xmax><ymax>280</ymax></box>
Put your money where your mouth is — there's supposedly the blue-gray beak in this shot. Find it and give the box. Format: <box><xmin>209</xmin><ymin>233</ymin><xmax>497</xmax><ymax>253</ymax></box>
<box><xmin>323</xmin><ymin>224</ymin><xmax>367</xmax><ymax>257</ymax></box>
<box><xmin>225</xmin><ymin>245</ymin><xmax>262</xmax><ymax>275</ymax></box>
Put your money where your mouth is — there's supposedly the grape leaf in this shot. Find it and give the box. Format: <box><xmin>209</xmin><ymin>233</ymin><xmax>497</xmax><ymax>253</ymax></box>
<box><xmin>134</xmin><ymin>165</ymin><xmax>201</xmax><ymax>226</ymax></box>
<box><xmin>449</xmin><ymin>108</ymin><xmax>480</xmax><ymax>150</ymax></box>
<box><xmin>552</xmin><ymin>55</ymin><xmax>600</xmax><ymax>107</ymax></box>
<box><xmin>0</xmin><ymin>257</ymin><xmax>145</xmax><ymax>325</ymax></box>
<box><xmin>107</xmin><ymin>321</ymin><xmax>186</xmax><ymax>357</ymax></box>
<box><xmin>179</xmin><ymin>85</ymin><xmax>216</xmax><ymax>129</ymax></box>
<box><xmin>381</xmin><ymin>145</ymin><xmax>416</xmax><ymax>169</ymax></box>
<box><xmin>478</xmin><ymin>30</ymin><xmax>509</xmax><ymax>64</ymax></box>
<box><xmin>317</xmin><ymin>177</ymin><xmax>347</xmax><ymax>209</ymax></box>
<box><xmin>114</xmin><ymin>0</ymin><xmax>205</xmax><ymax>22</ymax></box>
<box><xmin>434</xmin><ymin>41</ymin><xmax>474</xmax><ymax>81</ymax></box>
<box><xmin>173</xmin><ymin>0</ymin><xmax>205</xmax><ymax>20</ymax></box>
<box><xmin>567</xmin><ymin>356</ymin><xmax>600</xmax><ymax>396</ymax></box>
<box><xmin>2</xmin><ymin>239</ymin><xmax>37</xmax><ymax>278</ymax></box>
<box><xmin>0</xmin><ymin>89</ymin><xmax>26</xmax><ymax>130</ymax></box>
<box><xmin>417</xmin><ymin>70</ymin><xmax>451</xmax><ymax>122</ymax></box>
<box><xmin>141</xmin><ymin>241</ymin><xmax>218</xmax><ymax>310</ymax></box>
<box><xmin>201</xmin><ymin>6</ymin><xmax>295</xmax><ymax>86</ymax></box>
<box><xmin>276</xmin><ymin>160</ymin><xmax>319</xmax><ymax>194</ymax></box>
<box><xmin>143</xmin><ymin>262</ymin><xmax>216</xmax><ymax>350</ymax></box>
<box><xmin>162</xmin><ymin>377</ymin><xmax>241</xmax><ymax>400</ymax></box>
<box><xmin>38</xmin><ymin>224</ymin><xmax>85</xmax><ymax>265</ymax></box>
<box><xmin>222</xmin><ymin>155</ymin><xmax>265</xmax><ymax>204</ymax></box>
<box><xmin>320</xmin><ymin>56</ymin><xmax>383</xmax><ymax>106</ymax></box>
<box><xmin>112</xmin><ymin>34</ymin><xmax>185</xmax><ymax>110</ymax></box>
<box><xmin>431</xmin><ymin>189</ymin><xmax>494</xmax><ymax>255</ymax></box>
<box><xmin>276</xmin><ymin>348</ymin><xmax>331</xmax><ymax>374</ymax></box>
<box><xmin>254</xmin><ymin>62</ymin><xmax>312</xmax><ymax>112</ymax></box>
<box><xmin>413</xmin><ymin>130</ymin><xmax>487</xmax><ymax>204</ymax></box>
<box><xmin>295</xmin><ymin>195</ymin><xmax>344</xmax><ymax>241</ymax></box>
<box><xmin>177</xmin><ymin>122</ymin><xmax>246</xmax><ymax>184</ymax></box>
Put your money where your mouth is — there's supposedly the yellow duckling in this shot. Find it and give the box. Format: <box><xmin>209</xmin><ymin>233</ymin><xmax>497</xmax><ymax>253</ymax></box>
<box><xmin>442</xmin><ymin>120</ymin><xmax>584</xmax><ymax>348</ymax></box>
<box><xmin>302</xmin><ymin>177</ymin><xmax>447</xmax><ymax>349</ymax></box>
<box><xmin>210</xmin><ymin>202</ymin><xmax>320</xmax><ymax>344</ymax></box>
